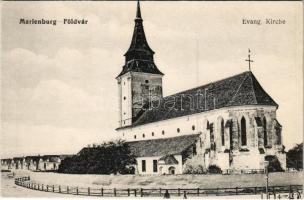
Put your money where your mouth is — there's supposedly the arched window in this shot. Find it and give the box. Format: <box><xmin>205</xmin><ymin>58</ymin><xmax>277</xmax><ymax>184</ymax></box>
<box><xmin>209</xmin><ymin>123</ymin><xmax>215</xmax><ymax>150</ymax></box>
<box><xmin>192</xmin><ymin>125</ymin><xmax>195</xmax><ymax>131</ymax></box>
<box><xmin>241</xmin><ymin>117</ymin><xmax>247</xmax><ymax>146</ymax></box>
<box><xmin>193</xmin><ymin>144</ymin><xmax>197</xmax><ymax>156</ymax></box>
<box><xmin>275</xmin><ymin>126</ymin><xmax>281</xmax><ymax>145</ymax></box>
<box><xmin>142</xmin><ymin>134</ymin><xmax>145</xmax><ymax>138</ymax></box>
<box><xmin>229</xmin><ymin>121</ymin><xmax>233</xmax><ymax>150</ymax></box>
<box><xmin>152</xmin><ymin>132</ymin><xmax>154</xmax><ymax>136</ymax></box>
<box><xmin>221</xmin><ymin>119</ymin><xmax>225</xmax><ymax>146</ymax></box>
<box><xmin>134</xmin><ymin>135</ymin><xmax>136</xmax><ymax>139</ymax></box>
<box><xmin>263</xmin><ymin>117</ymin><xmax>268</xmax><ymax>146</ymax></box>
<box><xmin>162</xmin><ymin>130</ymin><xmax>165</xmax><ymax>135</ymax></box>
<box><xmin>177</xmin><ymin>128</ymin><xmax>180</xmax><ymax>133</ymax></box>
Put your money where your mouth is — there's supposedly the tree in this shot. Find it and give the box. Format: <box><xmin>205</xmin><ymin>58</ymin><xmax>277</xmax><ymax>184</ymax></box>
<box><xmin>58</xmin><ymin>140</ymin><xmax>136</xmax><ymax>174</ymax></box>
<box><xmin>287</xmin><ymin>143</ymin><xmax>303</xmax><ymax>170</ymax></box>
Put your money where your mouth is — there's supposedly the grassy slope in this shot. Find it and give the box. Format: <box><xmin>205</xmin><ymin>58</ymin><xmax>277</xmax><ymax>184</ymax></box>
<box><xmin>25</xmin><ymin>171</ymin><xmax>303</xmax><ymax>189</ymax></box>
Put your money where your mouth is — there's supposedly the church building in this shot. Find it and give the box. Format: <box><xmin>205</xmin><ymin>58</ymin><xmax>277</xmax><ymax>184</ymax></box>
<box><xmin>116</xmin><ymin>1</ymin><xmax>286</xmax><ymax>175</ymax></box>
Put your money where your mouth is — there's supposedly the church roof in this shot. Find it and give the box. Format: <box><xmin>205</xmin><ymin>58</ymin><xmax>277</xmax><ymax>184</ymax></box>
<box><xmin>127</xmin><ymin>71</ymin><xmax>277</xmax><ymax>127</ymax></box>
<box><xmin>127</xmin><ymin>134</ymin><xmax>200</xmax><ymax>157</ymax></box>
<box><xmin>117</xmin><ymin>1</ymin><xmax>163</xmax><ymax>78</ymax></box>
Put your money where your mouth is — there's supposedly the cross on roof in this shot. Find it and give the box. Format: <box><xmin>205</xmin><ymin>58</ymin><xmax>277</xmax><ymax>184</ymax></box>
<box><xmin>245</xmin><ymin>49</ymin><xmax>254</xmax><ymax>71</ymax></box>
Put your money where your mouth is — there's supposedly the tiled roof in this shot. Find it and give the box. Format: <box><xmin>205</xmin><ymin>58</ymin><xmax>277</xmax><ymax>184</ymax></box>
<box><xmin>1</xmin><ymin>158</ymin><xmax>12</xmax><ymax>162</ymax></box>
<box><xmin>13</xmin><ymin>157</ymin><xmax>24</xmax><ymax>162</ymax></box>
<box><xmin>42</xmin><ymin>155</ymin><xmax>60</xmax><ymax>162</ymax></box>
<box><xmin>159</xmin><ymin>155</ymin><xmax>179</xmax><ymax>165</ymax></box>
<box><xmin>117</xmin><ymin>60</ymin><xmax>163</xmax><ymax>77</ymax></box>
<box><xmin>59</xmin><ymin>154</ymin><xmax>74</xmax><ymax>160</ymax></box>
<box><xmin>127</xmin><ymin>134</ymin><xmax>200</xmax><ymax>157</ymax></box>
<box><xmin>25</xmin><ymin>156</ymin><xmax>40</xmax><ymax>162</ymax></box>
<box><xmin>117</xmin><ymin>1</ymin><xmax>163</xmax><ymax>78</ymax></box>
<box><xmin>130</xmin><ymin>71</ymin><xmax>277</xmax><ymax>127</ymax></box>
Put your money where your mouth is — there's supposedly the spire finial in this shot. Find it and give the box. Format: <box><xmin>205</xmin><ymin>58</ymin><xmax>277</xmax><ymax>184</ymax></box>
<box><xmin>136</xmin><ymin>0</ymin><xmax>142</xmax><ymax>19</ymax></box>
<box><xmin>245</xmin><ymin>48</ymin><xmax>254</xmax><ymax>71</ymax></box>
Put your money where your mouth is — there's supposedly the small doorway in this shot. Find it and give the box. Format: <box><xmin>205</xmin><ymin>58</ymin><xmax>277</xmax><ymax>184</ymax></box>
<box><xmin>168</xmin><ymin>166</ymin><xmax>175</xmax><ymax>175</ymax></box>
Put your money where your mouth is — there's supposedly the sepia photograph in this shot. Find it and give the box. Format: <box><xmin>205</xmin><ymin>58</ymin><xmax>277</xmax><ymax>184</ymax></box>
<box><xmin>1</xmin><ymin>0</ymin><xmax>303</xmax><ymax>198</ymax></box>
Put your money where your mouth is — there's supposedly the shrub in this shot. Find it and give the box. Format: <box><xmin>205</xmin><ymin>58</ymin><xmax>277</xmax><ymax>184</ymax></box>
<box><xmin>183</xmin><ymin>164</ymin><xmax>205</xmax><ymax>174</ymax></box>
<box><xmin>265</xmin><ymin>155</ymin><xmax>284</xmax><ymax>172</ymax></box>
<box><xmin>207</xmin><ymin>165</ymin><xmax>222</xmax><ymax>174</ymax></box>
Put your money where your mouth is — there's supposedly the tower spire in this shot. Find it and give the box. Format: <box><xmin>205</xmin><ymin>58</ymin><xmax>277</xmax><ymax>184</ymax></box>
<box><xmin>136</xmin><ymin>0</ymin><xmax>141</xmax><ymax>19</ymax></box>
<box><xmin>117</xmin><ymin>0</ymin><xmax>163</xmax><ymax>78</ymax></box>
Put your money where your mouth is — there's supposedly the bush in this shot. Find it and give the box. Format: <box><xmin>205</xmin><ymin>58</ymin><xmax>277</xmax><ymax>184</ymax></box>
<box><xmin>207</xmin><ymin>165</ymin><xmax>222</xmax><ymax>174</ymax></box>
<box><xmin>265</xmin><ymin>155</ymin><xmax>284</xmax><ymax>172</ymax></box>
<box><xmin>183</xmin><ymin>164</ymin><xmax>205</xmax><ymax>174</ymax></box>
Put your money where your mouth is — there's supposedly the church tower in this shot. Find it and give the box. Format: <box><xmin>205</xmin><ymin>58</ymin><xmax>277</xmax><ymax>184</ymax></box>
<box><xmin>116</xmin><ymin>1</ymin><xmax>164</xmax><ymax>128</ymax></box>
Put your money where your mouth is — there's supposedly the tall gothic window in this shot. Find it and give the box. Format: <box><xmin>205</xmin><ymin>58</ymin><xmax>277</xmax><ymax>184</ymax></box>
<box><xmin>263</xmin><ymin>117</ymin><xmax>268</xmax><ymax>146</ymax></box>
<box><xmin>153</xmin><ymin>160</ymin><xmax>157</xmax><ymax>173</ymax></box>
<box><xmin>210</xmin><ymin>123</ymin><xmax>215</xmax><ymax>150</ymax></box>
<box><xmin>230</xmin><ymin>122</ymin><xmax>233</xmax><ymax>150</ymax></box>
<box><xmin>241</xmin><ymin>117</ymin><xmax>247</xmax><ymax>146</ymax></box>
<box><xmin>221</xmin><ymin>119</ymin><xmax>225</xmax><ymax>146</ymax></box>
<box><xmin>276</xmin><ymin>126</ymin><xmax>281</xmax><ymax>145</ymax></box>
<box><xmin>142</xmin><ymin>160</ymin><xmax>146</xmax><ymax>172</ymax></box>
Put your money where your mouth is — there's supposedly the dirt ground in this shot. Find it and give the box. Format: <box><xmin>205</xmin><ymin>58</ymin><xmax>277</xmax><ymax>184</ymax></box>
<box><xmin>29</xmin><ymin>171</ymin><xmax>302</xmax><ymax>189</ymax></box>
<box><xmin>1</xmin><ymin>170</ymin><xmax>302</xmax><ymax>198</ymax></box>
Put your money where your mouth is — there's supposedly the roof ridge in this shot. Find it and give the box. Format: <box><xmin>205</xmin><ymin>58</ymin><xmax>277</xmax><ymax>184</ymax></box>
<box><xmin>126</xmin><ymin>71</ymin><xmax>278</xmax><ymax>129</ymax></box>
<box><xmin>164</xmin><ymin>71</ymin><xmax>251</xmax><ymax>98</ymax></box>
<box><xmin>248</xmin><ymin>73</ymin><xmax>258</xmax><ymax>104</ymax></box>
<box><xmin>250</xmin><ymin>73</ymin><xmax>278</xmax><ymax>107</ymax></box>
<box><xmin>227</xmin><ymin>73</ymin><xmax>251</xmax><ymax>106</ymax></box>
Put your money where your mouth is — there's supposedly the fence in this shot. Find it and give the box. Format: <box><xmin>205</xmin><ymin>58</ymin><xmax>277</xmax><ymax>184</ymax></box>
<box><xmin>222</xmin><ymin>169</ymin><xmax>265</xmax><ymax>175</ymax></box>
<box><xmin>15</xmin><ymin>176</ymin><xmax>303</xmax><ymax>197</ymax></box>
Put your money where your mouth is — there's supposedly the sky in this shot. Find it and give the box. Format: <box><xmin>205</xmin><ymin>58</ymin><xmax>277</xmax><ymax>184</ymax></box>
<box><xmin>1</xmin><ymin>1</ymin><xmax>303</xmax><ymax>157</ymax></box>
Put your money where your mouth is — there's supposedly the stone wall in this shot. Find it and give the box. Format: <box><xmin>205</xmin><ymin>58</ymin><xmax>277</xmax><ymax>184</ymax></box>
<box><xmin>118</xmin><ymin>105</ymin><xmax>286</xmax><ymax>173</ymax></box>
<box><xmin>131</xmin><ymin>73</ymin><xmax>163</xmax><ymax>122</ymax></box>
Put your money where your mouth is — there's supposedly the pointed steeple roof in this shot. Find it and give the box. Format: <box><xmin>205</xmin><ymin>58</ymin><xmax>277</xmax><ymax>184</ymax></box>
<box><xmin>124</xmin><ymin>0</ymin><xmax>154</xmax><ymax>58</ymax></box>
<box><xmin>117</xmin><ymin>1</ymin><xmax>163</xmax><ymax>78</ymax></box>
<box><xmin>136</xmin><ymin>0</ymin><xmax>141</xmax><ymax>19</ymax></box>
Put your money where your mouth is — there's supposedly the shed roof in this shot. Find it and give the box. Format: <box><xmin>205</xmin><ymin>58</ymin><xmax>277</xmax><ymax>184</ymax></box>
<box><xmin>127</xmin><ymin>134</ymin><xmax>200</xmax><ymax>157</ymax></box>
